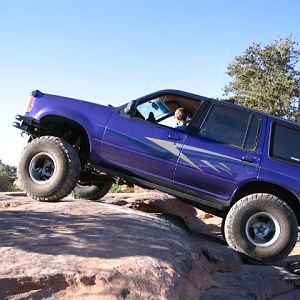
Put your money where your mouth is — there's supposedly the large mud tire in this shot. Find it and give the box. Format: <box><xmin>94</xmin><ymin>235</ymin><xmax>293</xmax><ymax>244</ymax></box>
<box><xmin>72</xmin><ymin>182</ymin><xmax>112</xmax><ymax>201</ymax></box>
<box><xmin>224</xmin><ymin>193</ymin><xmax>298</xmax><ymax>263</ymax></box>
<box><xmin>18</xmin><ymin>136</ymin><xmax>80</xmax><ymax>202</ymax></box>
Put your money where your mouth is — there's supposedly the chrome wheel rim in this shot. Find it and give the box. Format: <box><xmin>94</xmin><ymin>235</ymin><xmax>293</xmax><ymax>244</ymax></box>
<box><xmin>245</xmin><ymin>212</ymin><xmax>280</xmax><ymax>247</ymax></box>
<box><xmin>29</xmin><ymin>153</ymin><xmax>57</xmax><ymax>184</ymax></box>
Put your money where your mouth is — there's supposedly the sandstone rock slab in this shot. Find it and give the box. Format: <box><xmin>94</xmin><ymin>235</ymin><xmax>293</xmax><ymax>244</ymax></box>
<box><xmin>0</xmin><ymin>192</ymin><xmax>299</xmax><ymax>299</ymax></box>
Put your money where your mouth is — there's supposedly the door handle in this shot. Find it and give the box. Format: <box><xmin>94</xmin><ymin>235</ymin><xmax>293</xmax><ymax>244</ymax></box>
<box><xmin>241</xmin><ymin>155</ymin><xmax>253</xmax><ymax>163</ymax></box>
<box><xmin>168</xmin><ymin>134</ymin><xmax>180</xmax><ymax>141</ymax></box>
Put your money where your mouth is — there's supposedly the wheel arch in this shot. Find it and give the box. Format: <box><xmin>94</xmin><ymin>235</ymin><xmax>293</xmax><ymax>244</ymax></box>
<box><xmin>39</xmin><ymin>115</ymin><xmax>91</xmax><ymax>163</ymax></box>
<box><xmin>231</xmin><ymin>181</ymin><xmax>300</xmax><ymax>224</ymax></box>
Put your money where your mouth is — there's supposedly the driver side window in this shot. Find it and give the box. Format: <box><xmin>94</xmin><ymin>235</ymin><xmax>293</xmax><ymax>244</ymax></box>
<box><xmin>136</xmin><ymin>99</ymin><xmax>171</xmax><ymax>123</ymax></box>
<box><xmin>125</xmin><ymin>95</ymin><xmax>203</xmax><ymax>131</ymax></box>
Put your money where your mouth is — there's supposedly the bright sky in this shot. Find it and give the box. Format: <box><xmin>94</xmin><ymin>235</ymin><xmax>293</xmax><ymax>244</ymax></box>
<box><xmin>0</xmin><ymin>0</ymin><xmax>299</xmax><ymax>166</ymax></box>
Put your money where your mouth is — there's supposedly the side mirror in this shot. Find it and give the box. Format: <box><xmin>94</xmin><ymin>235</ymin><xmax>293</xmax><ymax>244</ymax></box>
<box><xmin>124</xmin><ymin>100</ymin><xmax>137</xmax><ymax>117</ymax></box>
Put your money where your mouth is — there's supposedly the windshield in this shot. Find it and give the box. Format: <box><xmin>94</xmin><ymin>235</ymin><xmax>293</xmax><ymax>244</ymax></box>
<box><xmin>137</xmin><ymin>100</ymin><xmax>171</xmax><ymax>120</ymax></box>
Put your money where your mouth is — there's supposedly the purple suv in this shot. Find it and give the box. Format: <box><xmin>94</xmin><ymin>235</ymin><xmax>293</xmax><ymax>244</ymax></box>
<box><xmin>14</xmin><ymin>89</ymin><xmax>300</xmax><ymax>263</ymax></box>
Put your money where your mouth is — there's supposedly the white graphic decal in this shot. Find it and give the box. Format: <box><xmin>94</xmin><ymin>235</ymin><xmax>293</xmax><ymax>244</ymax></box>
<box><xmin>146</xmin><ymin>137</ymin><xmax>203</xmax><ymax>171</ymax></box>
<box><xmin>219</xmin><ymin>162</ymin><xmax>232</xmax><ymax>174</ymax></box>
<box><xmin>145</xmin><ymin>137</ymin><xmax>240</xmax><ymax>173</ymax></box>
<box><xmin>201</xmin><ymin>160</ymin><xmax>221</xmax><ymax>173</ymax></box>
<box><xmin>219</xmin><ymin>162</ymin><xmax>231</xmax><ymax>170</ymax></box>
<box><xmin>183</xmin><ymin>145</ymin><xmax>240</xmax><ymax>162</ymax></box>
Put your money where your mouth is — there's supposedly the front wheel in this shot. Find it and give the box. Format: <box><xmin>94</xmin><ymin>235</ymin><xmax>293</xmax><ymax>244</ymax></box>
<box><xmin>72</xmin><ymin>182</ymin><xmax>112</xmax><ymax>201</ymax></box>
<box><xmin>224</xmin><ymin>193</ymin><xmax>298</xmax><ymax>263</ymax></box>
<box><xmin>18</xmin><ymin>136</ymin><xmax>81</xmax><ymax>202</ymax></box>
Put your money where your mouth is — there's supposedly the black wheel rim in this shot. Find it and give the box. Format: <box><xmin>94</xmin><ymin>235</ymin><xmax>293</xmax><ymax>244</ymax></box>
<box><xmin>29</xmin><ymin>153</ymin><xmax>57</xmax><ymax>184</ymax></box>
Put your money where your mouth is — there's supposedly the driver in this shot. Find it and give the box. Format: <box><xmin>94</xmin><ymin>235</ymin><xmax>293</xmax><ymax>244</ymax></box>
<box><xmin>174</xmin><ymin>108</ymin><xmax>188</xmax><ymax>131</ymax></box>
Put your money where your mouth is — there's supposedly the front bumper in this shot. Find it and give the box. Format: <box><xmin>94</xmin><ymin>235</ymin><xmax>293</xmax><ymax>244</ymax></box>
<box><xmin>13</xmin><ymin>115</ymin><xmax>40</xmax><ymax>134</ymax></box>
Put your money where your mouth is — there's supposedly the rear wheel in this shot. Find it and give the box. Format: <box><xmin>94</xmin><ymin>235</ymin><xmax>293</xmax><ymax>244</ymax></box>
<box><xmin>72</xmin><ymin>182</ymin><xmax>112</xmax><ymax>200</ymax></box>
<box><xmin>221</xmin><ymin>218</ymin><xmax>227</xmax><ymax>243</ymax></box>
<box><xmin>18</xmin><ymin>136</ymin><xmax>80</xmax><ymax>201</ymax></box>
<box><xmin>224</xmin><ymin>193</ymin><xmax>298</xmax><ymax>263</ymax></box>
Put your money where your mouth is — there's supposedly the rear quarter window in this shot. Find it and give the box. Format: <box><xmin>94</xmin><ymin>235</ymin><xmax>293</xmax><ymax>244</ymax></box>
<box><xmin>270</xmin><ymin>123</ymin><xmax>300</xmax><ymax>166</ymax></box>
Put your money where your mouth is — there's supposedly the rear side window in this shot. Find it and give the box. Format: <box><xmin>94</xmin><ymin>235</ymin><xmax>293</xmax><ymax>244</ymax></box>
<box><xmin>270</xmin><ymin>123</ymin><xmax>300</xmax><ymax>166</ymax></box>
<box><xmin>198</xmin><ymin>104</ymin><xmax>260</xmax><ymax>150</ymax></box>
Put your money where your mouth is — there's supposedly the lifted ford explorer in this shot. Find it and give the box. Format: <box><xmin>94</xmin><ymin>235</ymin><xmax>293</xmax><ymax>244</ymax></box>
<box><xmin>14</xmin><ymin>89</ymin><xmax>300</xmax><ymax>263</ymax></box>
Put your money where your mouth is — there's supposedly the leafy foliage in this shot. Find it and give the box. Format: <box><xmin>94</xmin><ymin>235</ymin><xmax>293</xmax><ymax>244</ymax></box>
<box><xmin>110</xmin><ymin>183</ymin><xmax>123</xmax><ymax>193</ymax></box>
<box><xmin>0</xmin><ymin>160</ymin><xmax>18</xmax><ymax>192</ymax></box>
<box><xmin>224</xmin><ymin>36</ymin><xmax>300</xmax><ymax>121</ymax></box>
<box><xmin>110</xmin><ymin>183</ymin><xmax>134</xmax><ymax>193</ymax></box>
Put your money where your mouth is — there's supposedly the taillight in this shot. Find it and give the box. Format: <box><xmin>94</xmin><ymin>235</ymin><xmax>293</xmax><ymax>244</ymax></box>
<box><xmin>25</xmin><ymin>96</ymin><xmax>35</xmax><ymax>113</ymax></box>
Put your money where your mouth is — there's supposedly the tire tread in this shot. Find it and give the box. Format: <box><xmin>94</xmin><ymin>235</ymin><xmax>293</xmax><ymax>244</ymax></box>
<box><xmin>224</xmin><ymin>193</ymin><xmax>298</xmax><ymax>263</ymax></box>
<box><xmin>18</xmin><ymin>136</ymin><xmax>80</xmax><ymax>202</ymax></box>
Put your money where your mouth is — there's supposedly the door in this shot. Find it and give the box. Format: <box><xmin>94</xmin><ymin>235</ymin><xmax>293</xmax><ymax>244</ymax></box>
<box><xmin>101</xmin><ymin>97</ymin><xmax>190</xmax><ymax>185</ymax></box>
<box><xmin>174</xmin><ymin>103</ymin><xmax>264</xmax><ymax>202</ymax></box>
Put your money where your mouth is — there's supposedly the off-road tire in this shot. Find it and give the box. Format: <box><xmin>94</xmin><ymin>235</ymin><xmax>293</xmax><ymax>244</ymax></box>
<box><xmin>221</xmin><ymin>218</ymin><xmax>227</xmax><ymax>244</ymax></box>
<box><xmin>18</xmin><ymin>136</ymin><xmax>80</xmax><ymax>202</ymax></box>
<box><xmin>72</xmin><ymin>182</ymin><xmax>112</xmax><ymax>201</ymax></box>
<box><xmin>224</xmin><ymin>193</ymin><xmax>298</xmax><ymax>263</ymax></box>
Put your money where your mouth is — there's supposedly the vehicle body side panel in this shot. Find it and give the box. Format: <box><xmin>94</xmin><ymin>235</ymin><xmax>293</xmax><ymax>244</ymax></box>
<box><xmin>173</xmin><ymin>109</ymin><xmax>267</xmax><ymax>202</ymax></box>
<box><xmin>258</xmin><ymin>117</ymin><xmax>300</xmax><ymax>201</ymax></box>
<box><xmin>101</xmin><ymin>112</ymin><xmax>189</xmax><ymax>185</ymax></box>
<box><xmin>25</xmin><ymin>93</ymin><xmax>114</xmax><ymax>163</ymax></box>
<box><xmin>174</xmin><ymin>137</ymin><xmax>261</xmax><ymax>202</ymax></box>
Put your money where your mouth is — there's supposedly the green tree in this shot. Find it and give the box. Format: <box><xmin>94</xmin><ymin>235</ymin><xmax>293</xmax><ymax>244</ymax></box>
<box><xmin>0</xmin><ymin>160</ymin><xmax>17</xmax><ymax>192</ymax></box>
<box><xmin>224</xmin><ymin>36</ymin><xmax>300</xmax><ymax>121</ymax></box>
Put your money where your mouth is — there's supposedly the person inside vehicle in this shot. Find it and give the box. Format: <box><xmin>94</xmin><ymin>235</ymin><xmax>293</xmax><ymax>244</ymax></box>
<box><xmin>174</xmin><ymin>108</ymin><xmax>188</xmax><ymax>130</ymax></box>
